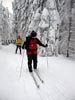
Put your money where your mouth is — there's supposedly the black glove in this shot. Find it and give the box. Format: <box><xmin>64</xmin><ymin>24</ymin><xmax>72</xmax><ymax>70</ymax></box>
<box><xmin>45</xmin><ymin>44</ymin><xmax>48</xmax><ymax>47</ymax></box>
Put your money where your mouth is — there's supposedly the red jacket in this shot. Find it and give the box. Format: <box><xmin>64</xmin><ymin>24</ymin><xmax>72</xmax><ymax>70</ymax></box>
<box><xmin>22</xmin><ymin>36</ymin><xmax>46</xmax><ymax>55</ymax></box>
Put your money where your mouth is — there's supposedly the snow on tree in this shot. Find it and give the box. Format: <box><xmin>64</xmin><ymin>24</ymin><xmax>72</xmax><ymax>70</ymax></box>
<box><xmin>0</xmin><ymin>2</ymin><xmax>12</xmax><ymax>45</ymax></box>
<box><xmin>12</xmin><ymin>0</ymin><xmax>60</xmax><ymax>56</ymax></box>
<box><xmin>55</xmin><ymin>0</ymin><xmax>75</xmax><ymax>57</ymax></box>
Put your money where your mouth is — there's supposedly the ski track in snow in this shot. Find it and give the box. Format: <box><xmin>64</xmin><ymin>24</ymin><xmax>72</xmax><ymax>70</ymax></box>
<box><xmin>0</xmin><ymin>44</ymin><xmax>75</xmax><ymax>100</ymax></box>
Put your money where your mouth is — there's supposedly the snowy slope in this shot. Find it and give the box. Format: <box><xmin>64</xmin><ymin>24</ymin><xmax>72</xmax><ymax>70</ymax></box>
<box><xmin>0</xmin><ymin>44</ymin><xmax>75</xmax><ymax>100</ymax></box>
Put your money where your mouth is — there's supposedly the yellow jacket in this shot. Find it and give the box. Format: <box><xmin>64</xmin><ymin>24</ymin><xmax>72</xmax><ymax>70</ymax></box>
<box><xmin>16</xmin><ymin>37</ymin><xmax>22</xmax><ymax>46</ymax></box>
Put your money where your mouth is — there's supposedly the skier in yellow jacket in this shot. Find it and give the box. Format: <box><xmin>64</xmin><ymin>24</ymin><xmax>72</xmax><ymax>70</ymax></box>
<box><xmin>15</xmin><ymin>35</ymin><xmax>22</xmax><ymax>54</ymax></box>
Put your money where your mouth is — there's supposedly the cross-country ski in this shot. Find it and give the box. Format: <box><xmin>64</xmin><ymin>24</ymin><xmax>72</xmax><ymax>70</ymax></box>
<box><xmin>30</xmin><ymin>72</ymin><xmax>40</xmax><ymax>88</ymax></box>
<box><xmin>29</xmin><ymin>70</ymin><xmax>44</xmax><ymax>89</ymax></box>
<box><xmin>34</xmin><ymin>70</ymin><xmax>44</xmax><ymax>83</ymax></box>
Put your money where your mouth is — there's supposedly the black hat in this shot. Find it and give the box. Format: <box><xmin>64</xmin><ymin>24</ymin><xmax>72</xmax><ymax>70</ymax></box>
<box><xmin>31</xmin><ymin>31</ymin><xmax>37</xmax><ymax>37</ymax></box>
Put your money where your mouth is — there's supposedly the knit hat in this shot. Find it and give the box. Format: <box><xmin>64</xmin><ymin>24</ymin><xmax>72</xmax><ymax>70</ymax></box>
<box><xmin>31</xmin><ymin>31</ymin><xmax>37</xmax><ymax>37</ymax></box>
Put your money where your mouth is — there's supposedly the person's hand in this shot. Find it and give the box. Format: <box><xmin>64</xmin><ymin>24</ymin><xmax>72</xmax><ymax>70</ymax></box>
<box><xmin>45</xmin><ymin>44</ymin><xmax>48</xmax><ymax>47</ymax></box>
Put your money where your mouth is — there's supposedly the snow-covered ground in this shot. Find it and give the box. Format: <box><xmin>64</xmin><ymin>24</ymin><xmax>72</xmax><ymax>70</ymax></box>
<box><xmin>0</xmin><ymin>44</ymin><xmax>75</xmax><ymax>100</ymax></box>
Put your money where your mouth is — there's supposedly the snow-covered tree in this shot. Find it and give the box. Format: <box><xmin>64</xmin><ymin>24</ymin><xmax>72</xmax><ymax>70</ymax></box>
<box><xmin>55</xmin><ymin>0</ymin><xmax>75</xmax><ymax>57</ymax></box>
<box><xmin>12</xmin><ymin>0</ymin><xmax>60</xmax><ymax>56</ymax></box>
<box><xmin>0</xmin><ymin>2</ymin><xmax>12</xmax><ymax>45</ymax></box>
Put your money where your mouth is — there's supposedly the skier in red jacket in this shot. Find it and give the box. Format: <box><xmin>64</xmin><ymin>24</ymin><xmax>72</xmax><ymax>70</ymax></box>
<box><xmin>22</xmin><ymin>30</ymin><xmax>48</xmax><ymax>72</ymax></box>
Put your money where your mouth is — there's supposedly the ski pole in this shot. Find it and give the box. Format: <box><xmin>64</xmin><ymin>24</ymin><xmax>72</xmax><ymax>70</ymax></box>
<box><xmin>46</xmin><ymin>38</ymin><xmax>49</xmax><ymax>68</ymax></box>
<box><xmin>47</xmin><ymin>50</ymin><xmax>48</xmax><ymax>68</ymax></box>
<box><xmin>19</xmin><ymin>50</ymin><xmax>25</xmax><ymax>78</ymax></box>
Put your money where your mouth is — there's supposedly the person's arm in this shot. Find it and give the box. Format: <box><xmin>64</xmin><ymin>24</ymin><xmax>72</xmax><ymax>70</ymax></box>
<box><xmin>15</xmin><ymin>38</ymin><xmax>17</xmax><ymax>44</ymax></box>
<box><xmin>22</xmin><ymin>37</ymin><xmax>30</xmax><ymax>49</ymax></box>
<box><xmin>22</xmin><ymin>41</ymin><xmax>27</xmax><ymax>49</ymax></box>
<box><xmin>37</xmin><ymin>38</ymin><xmax>48</xmax><ymax>47</ymax></box>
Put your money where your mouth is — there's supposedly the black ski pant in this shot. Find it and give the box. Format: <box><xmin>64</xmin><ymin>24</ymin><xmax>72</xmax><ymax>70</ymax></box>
<box><xmin>15</xmin><ymin>45</ymin><xmax>21</xmax><ymax>54</ymax></box>
<box><xmin>27</xmin><ymin>54</ymin><xmax>37</xmax><ymax>72</ymax></box>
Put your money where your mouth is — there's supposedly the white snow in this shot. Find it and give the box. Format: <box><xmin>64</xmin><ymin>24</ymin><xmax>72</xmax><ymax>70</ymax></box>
<box><xmin>39</xmin><ymin>8</ymin><xmax>49</xmax><ymax>29</ymax></box>
<box><xmin>39</xmin><ymin>20</ymin><xmax>49</xmax><ymax>29</ymax></box>
<box><xmin>42</xmin><ymin>8</ymin><xmax>49</xmax><ymax>17</ymax></box>
<box><xmin>0</xmin><ymin>44</ymin><xmax>75</xmax><ymax>100</ymax></box>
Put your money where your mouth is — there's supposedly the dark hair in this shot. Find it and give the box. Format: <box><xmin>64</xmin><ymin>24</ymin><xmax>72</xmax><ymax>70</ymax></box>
<box><xmin>17</xmin><ymin>35</ymin><xmax>20</xmax><ymax>38</ymax></box>
<box><xmin>31</xmin><ymin>30</ymin><xmax>37</xmax><ymax>37</ymax></box>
